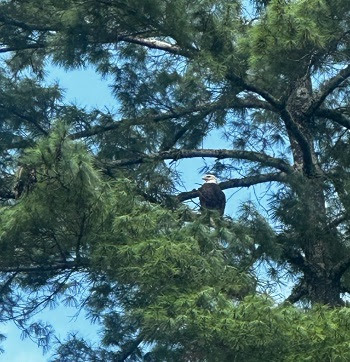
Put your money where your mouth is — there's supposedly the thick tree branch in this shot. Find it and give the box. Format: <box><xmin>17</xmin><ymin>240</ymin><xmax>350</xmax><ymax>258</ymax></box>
<box><xmin>280</xmin><ymin>245</ymin><xmax>314</xmax><ymax>275</ymax></box>
<box><xmin>106</xmin><ymin>149</ymin><xmax>293</xmax><ymax>173</ymax></box>
<box><xmin>284</xmin><ymin>281</ymin><xmax>307</xmax><ymax>305</ymax></box>
<box><xmin>333</xmin><ymin>257</ymin><xmax>350</xmax><ymax>280</ymax></box>
<box><xmin>118</xmin><ymin>35</ymin><xmax>194</xmax><ymax>57</ymax></box>
<box><xmin>0</xmin><ymin>14</ymin><xmax>56</xmax><ymax>32</ymax></box>
<box><xmin>234</xmin><ymin>95</ymin><xmax>275</xmax><ymax>111</ymax></box>
<box><xmin>0</xmin><ymin>43</ymin><xmax>45</xmax><ymax>53</ymax></box>
<box><xmin>114</xmin><ymin>336</ymin><xmax>143</xmax><ymax>362</ymax></box>
<box><xmin>226</xmin><ymin>74</ymin><xmax>283</xmax><ymax>111</ymax></box>
<box><xmin>0</xmin><ymin>260</ymin><xmax>88</xmax><ymax>274</ymax></box>
<box><xmin>280</xmin><ymin>110</ymin><xmax>317</xmax><ymax>175</ymax></box>
<box><xmin>316</xmin><ymin>108</ymin><xmax>350</xmax><ymax>129</ymax></box>
<box><xmin>1</xmin><ymin>138</ymin><xmax>33</xmax><ymax>151</ymax></box>
<box><xmin>311</xmin><ymin>64</ymin><xmax>350</xmax><ymax>112</ymax></box>
<box><xmin>177</xmin><ymin>172</ymin><xmax>288</xmax><ymax>202</ymax></box>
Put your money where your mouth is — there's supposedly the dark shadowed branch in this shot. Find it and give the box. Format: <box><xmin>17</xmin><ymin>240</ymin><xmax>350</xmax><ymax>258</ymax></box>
<box><xmin>0</xmin><ymin>43</ymin><xmax>45</xmax><ymax>53</ymax></box>
<box><xmin>0</xmin><ymin>260</ymin><xmax>89</xmax><ymax>274</ymax></box>
<box><xmin>284</xmin><ymin>281</ymin><xmax>307</xmax><ymax>305</ymax></box>
<box><xmin>106</xmin><ymin>149</ymin><xmax>293</xmax><ymax>173</ymax></box>
<box><xmin>0</xmin><ymin>104</ymin><xmax>49</xmax><ymax>135</ymax></box>
<box><xmin>113</xmin><ymin>336</ymin><xmax>144</xmax><ymax>362</ymax></box>
<box><xmin>311</xmin><ymin>64</ymin><xmax>350</xmax><ymax>112</ymax></box>
<box><xmin>316</xmin><ymin>108</ymin><xmax>350</xmax><ymax>129</ymax></box>
<box><xmin>333</xmin><ymin>257</ymin><xmax>350</xmax><ymax>280</ymax></box>
<box><xmin>0</xmin><ymin>14</ymin><xmax>56</xmax><ymax>32</ymax></box>
<box><xmin>226</xmin><ymin>74</ymin><xmax>283</xmax><ymax>111</ymax></box>
<box><xmin>280</xmin><ymin>110</ymin><xmax>317</xmax><ymax>175</ymax></box>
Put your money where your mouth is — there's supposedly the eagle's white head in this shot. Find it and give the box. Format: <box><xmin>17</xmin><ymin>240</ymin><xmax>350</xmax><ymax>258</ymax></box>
<box><xmin>202</xmin><ymin>174</ymin><xmax>218</xmax><ymax>184</ymax></box>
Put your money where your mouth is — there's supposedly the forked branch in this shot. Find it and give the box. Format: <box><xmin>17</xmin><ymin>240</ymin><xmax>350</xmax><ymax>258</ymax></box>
<box><xmin>311</xmin><ymin>64</ymin><xmax>350</xmax><ymax>112</ymax></box>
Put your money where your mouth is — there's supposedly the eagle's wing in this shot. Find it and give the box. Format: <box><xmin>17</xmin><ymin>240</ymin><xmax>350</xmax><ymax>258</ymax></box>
<box><xmin>199</xmin><ymin>183</ymin><xmax>226</xmax><ymax>215</ymax></box>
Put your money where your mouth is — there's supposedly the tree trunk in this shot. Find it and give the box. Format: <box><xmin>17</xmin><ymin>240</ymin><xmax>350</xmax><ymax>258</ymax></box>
<box><xmin>284</xmin><ymin>76</ymin><xmax>342</xmax><ymax>306</ymax></box>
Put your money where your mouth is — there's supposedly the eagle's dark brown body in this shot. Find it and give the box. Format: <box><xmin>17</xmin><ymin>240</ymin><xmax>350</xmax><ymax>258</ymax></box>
<box><xmin>198</xmin><ymin>182</ymin><xmax>226</xmax><ymax>216</ymax></box>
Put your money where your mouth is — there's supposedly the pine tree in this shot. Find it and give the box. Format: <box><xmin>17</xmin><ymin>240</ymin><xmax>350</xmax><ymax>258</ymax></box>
<box><xmin>0</xmin><ymin>0</ymin><xmax>350</xmax><ymax>360</ymax></box>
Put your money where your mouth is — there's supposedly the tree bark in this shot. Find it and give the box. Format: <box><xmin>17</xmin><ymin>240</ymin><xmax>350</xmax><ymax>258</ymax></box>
<box><xmin>283</xmin><ymin>75</ymin><xmax>342</xmax><ymax>306</ymax></box>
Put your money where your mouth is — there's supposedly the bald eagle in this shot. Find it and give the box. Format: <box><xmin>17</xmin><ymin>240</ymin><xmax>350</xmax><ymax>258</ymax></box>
<box><xmin>198</xmin><ymin>174</ymin><xmax>226</xmax><ymax>216</ymax></box>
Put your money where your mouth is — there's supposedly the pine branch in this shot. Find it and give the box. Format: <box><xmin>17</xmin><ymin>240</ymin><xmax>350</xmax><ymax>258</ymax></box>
<box><xmin>106</xmin><ymin>149</ymin><xmax>293</xmax><ymax>173</ymax></box>
<box><xmin>316</xmin><ymin>108</ymin><xmax>350</xmax><ymax>129</ymax></box>
<box><xmin>0</xmin><ymin>260</ymin><xmax>89</xmax><ymax>274</ymax></box>
<box><xmin>160</xmin><ymin>116</ymin><xmax>207</xmax><ymax>151</ymax></box>
<box><xmin>177</xmin><ymin>172</ymin><xmax>288</xmax><ymax>202</ymax></box>
<box><xmin>69</xmin><ymin>97</ymin><xmax>273</xmax><ymax>140</ymax></box>
<box><xmin>1</xmin><ymin>138</ymin><xmax>33</xmax><ymax>151</ymax></box>
<box><xmin>0</xmin><ymin>272</ymin><xmax>18</xmax><ymax>295</ymax></box>
<box><xmin>115</xmin><ymin>33</ymin><xmax>282</xmax><ymax>112</ymax></box>
<box><xmin>113</xmin><ymin>336</ymin><xmax>143</xmax><ymax>362</ymax></box>
<box><xmin>226</xmin><ymin>74</ymin><xmax>283</xmax><ymax>111</ymax></box>
<box><xmin>118</xmin><ymin>35</ymin><xmax>194</xmax><ymax>57</ymax></box>
<box><xmin>0</xmin><ymin>14</ymin><xmax>56</xmax><ymax>32</ymax></box>
<box><xmin>69</xmin><ymin>101</ymin><xmax>228</xmax><ymax>140</ymax></box>
<box><xmin>0</xmin><ymin>104</ymin><xmax>48</xmax><ymax>135</ymax></box>
<box><xmin>311</xmin><ymin>64</ymin><xmax>350</xmax><ymax>112</ymax></box>
<box><xmin>0</xmin><ymin>43</ymin><xmax>45</xmax><ymax>53</ymax></box>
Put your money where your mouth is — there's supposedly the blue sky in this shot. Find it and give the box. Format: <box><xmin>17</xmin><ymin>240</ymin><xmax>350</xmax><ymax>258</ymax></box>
<box><xmin>1</xmin><ymin>65</ymin><xmax>259</xmax><ymax>360</ymax></box>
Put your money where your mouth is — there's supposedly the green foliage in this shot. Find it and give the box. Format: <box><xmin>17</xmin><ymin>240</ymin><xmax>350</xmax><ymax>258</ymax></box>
<box><xmin>1</xmin><ymin>0</ymin><xmax>350</xmax><ymax>360</ymax></box>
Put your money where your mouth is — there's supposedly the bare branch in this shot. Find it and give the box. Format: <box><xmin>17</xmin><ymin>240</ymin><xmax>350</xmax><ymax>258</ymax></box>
<box><xmin>118</xmin><ymin>35</ymin><xmax>194</xmax><ymax>57</ymax></box>
<box><xmin>177</xmin><ymin>172</ymin><xmax>288</xmax><ymax>202</ymax></box>
<box><xmin>106</xmin><ymin>149</ymin><xmax>293</xmax><ymax>173</ymax></box>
